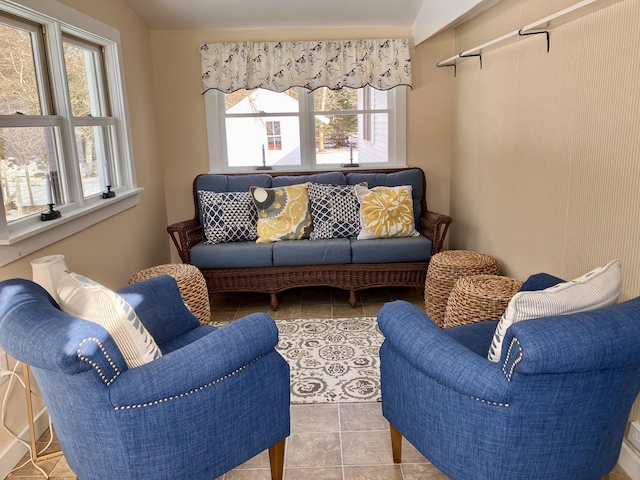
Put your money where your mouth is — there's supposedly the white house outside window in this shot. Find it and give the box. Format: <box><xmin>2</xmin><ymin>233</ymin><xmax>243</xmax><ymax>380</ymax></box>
<box><xmin>0</xmin><ymin>0</ymin><xmax>139</xmax><ymax>266</ymax></box>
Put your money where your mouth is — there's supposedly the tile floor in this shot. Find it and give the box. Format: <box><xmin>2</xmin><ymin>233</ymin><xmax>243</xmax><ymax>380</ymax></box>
<box><xmin>6</xmin><ymin>286</ymin><xmax>633</xmax><ymax>480</ymax></box>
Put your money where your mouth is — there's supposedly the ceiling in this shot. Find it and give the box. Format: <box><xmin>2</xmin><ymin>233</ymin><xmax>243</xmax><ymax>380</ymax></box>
<box><xmin>122</xmin><ymin>0</ymin><xmax>426</xmax><ymax>30</ymax></box>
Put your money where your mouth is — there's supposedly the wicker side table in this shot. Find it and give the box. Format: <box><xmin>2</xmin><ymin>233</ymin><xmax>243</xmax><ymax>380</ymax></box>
<box><xmin>425</xmin><ymin>250</ymin><xmax>501</xmax><ymax>327</ymax></box>
<box><xmin>129</xmin><ymin>264</ymin><xmax>211</xmax><ymax>324</ymax></box>
<box><xmin>443</xmin><ymin>274</ymin><xmax>523</xmax><ymax>328</ymax></box>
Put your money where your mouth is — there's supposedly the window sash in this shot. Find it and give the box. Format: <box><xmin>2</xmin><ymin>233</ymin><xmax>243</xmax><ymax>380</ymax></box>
<box><xmin>206</xmin><ymin>86</ymin><xmax>405</xmax><ymax>172</ymax></box>
<box><xmin>0</xmin><ymin>0</ymin><xmax>139</xmax><ymax>263</ymax></box>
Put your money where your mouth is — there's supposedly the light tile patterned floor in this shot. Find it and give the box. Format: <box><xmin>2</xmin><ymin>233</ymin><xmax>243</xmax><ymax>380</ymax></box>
<box><xmin>6</xmin><ymin>286</ymin><xmax>633</xmax><ymax>480</ymax></box>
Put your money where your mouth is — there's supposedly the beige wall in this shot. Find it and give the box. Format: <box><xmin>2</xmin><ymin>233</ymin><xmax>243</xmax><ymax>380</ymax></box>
<box><xmin>448</xmin><ymin>0</ymin><xmax>640</xmax><ymax>452</ymax></box>
<box><xmin>0</xmin><ymin>0</ymin><xmax>169</xmax><ymax>457</ymax></box>
<box><xmin>149</xmin><ymin>27</ymin><xmax>455</xmax><ymax>262</ymax></box>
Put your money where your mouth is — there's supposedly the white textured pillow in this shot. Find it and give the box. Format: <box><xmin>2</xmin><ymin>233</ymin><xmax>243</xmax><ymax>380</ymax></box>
<box><xmin>57</xmin><ymin>272</ymin><xmax>162</xmax><ymax>368</ymax></box>
<box><xmin>487</xmin><ymin>260</ymin><xmax>622</xmax><ymax>362</ymax></box>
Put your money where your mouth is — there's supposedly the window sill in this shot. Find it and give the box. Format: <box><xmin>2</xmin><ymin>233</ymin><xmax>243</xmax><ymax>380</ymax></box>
<box><xmin>0</xmin><ymin>188</ymin><xmax>143</xmax><ymax>266</ymax></box>
<box><xmin>209</xmin><ymin>163</ymin><xmax>408</xmax><ymax>174</ymax></box>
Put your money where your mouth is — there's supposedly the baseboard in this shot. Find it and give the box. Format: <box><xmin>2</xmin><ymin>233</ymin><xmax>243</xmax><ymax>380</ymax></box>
<box><xmin>0</xmin><ymin>406</ymin><xmax>51</xmax><ymax>479</ymax></box>
<box><xmin>620</xmin><ymin>441</ymin><xmax>640</xmax><ymax>480</ymax></box>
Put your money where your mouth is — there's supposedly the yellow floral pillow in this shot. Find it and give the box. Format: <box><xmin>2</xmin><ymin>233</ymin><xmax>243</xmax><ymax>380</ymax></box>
<box><xmin>250</xmin><ymin>183</ymin><xmax>313</xmax><ymax>243</ymax></box>
<box><xmin>354</xmin><ymin>184</ymin><xmax>420</xmax><ymax>240</ymax></box>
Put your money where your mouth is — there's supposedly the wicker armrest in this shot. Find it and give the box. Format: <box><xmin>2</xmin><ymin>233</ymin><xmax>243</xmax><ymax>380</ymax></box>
<box><xmin>421</xmin><ymin>210</ymin><xmax>453</xmax><ymax>255</ymax></box>
<box><xmin>167</xmin><ymin>219</ymin><xmax>203</xmax><ymax>264</ymax></box>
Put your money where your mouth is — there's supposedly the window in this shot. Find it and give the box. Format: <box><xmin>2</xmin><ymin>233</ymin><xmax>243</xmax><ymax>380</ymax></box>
<box><xmin>0</xmin><ymin>1</ymin><xmax>139</xmax><ymax>265</ymax></box>
<box><xmin>205</xmin><ymin>85</ymin><xmax>406</xmax><ymax>172</ymax></box>
<box><xmin>266</xmin><ymin>121</ymin><xmax>282</xmax><ymax>151</ymax></box>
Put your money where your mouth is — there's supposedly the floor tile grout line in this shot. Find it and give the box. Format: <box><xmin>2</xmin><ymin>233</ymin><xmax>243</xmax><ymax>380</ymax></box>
<box><xmin>337</xmin><ymin>403</ymin><xmax>346</xmax><ymax>480</ymax></box>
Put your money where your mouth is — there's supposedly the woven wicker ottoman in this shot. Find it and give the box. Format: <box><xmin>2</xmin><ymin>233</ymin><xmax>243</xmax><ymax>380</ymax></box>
<box><xmin>129</xmin><ymin>264</ymin><xmax>211</xmax><ymax>324</ymax></box>
<box><xmin>425</xmin><ymin>250</ymin><xmax>501</xmax><ymax>327</ymax></box>
<box><xmin>443</xmin><ymin>274</ymin><xmax>522</xmax><ymax>328</ymax></box>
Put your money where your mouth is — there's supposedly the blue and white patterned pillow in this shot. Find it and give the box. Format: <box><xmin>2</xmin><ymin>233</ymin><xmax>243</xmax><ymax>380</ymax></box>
<box><xmin>308</xmin><ymin>183</ymin><xmax>365</xmax><ymax>240</ymax></box>
<box><xmin>198</xmin><ymin>191</ymin><xmax>258</xmax><ymax>244</ymax></box>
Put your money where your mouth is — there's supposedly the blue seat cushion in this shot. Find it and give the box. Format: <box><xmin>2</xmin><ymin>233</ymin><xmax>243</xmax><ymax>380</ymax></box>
<box><xmin>272</xmin><ymin>172</ymin><xmax>346</xmax><ymax>186</ymax></box>
<box><xmin>519</xmin><ymin>272</ymin><xmax>565</xmax><ymax>291</ymax></box>
<box><xmin>350</xmin><ymin>236</ymin><xmax>432</xmax><ymax>264</ymax></box>
<box><xmin>159</xmin><ymin>325</ymin><xmax>216</xmax><ymax>354</ymax></box>
<box><xmin>346</xmin><ymin>168</ymin><xmax>423</xmax><ymax>228</ymax></box>
<box><xmin>190</xmin><ymin>241</ymin><xmax>273</xmax><ymax>268</ymax></box>
<box><xmin>273</xmin><ymin>238</ymin><xmax>351</xmax><ymax>266</ymax></box>
<box><xmin>443</xmin><ymin>320</ymin><xmax>498</xmax><ymax>358</ymax></box>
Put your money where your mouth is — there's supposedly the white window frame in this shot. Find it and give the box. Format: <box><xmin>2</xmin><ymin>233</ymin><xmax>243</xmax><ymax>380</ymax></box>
<box><xmin>205</xmin><ymin>86</ymin><xmax>406</xmax><ymax>173</ymax></box>
<box><xmin>0</xmin><ymin>0</ymin><xmax>141</xmax><ymax>266</ymax></box>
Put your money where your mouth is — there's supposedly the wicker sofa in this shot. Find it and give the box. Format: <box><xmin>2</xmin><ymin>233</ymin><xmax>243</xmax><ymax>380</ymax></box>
<box><xmin>167</xmin><ymin>167</ymin><xmax>452</xmax><ymax>309</ymax></box>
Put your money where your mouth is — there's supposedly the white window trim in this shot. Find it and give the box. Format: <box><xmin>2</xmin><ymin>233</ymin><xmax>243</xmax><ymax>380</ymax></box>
<box><xmin>204</xmin><ymin>86</ymin><xmax>407</xmax><ymax>173</ymax></box>
<box><xmin>0</xmin><ymin>0</ymin><xmax>141</xmax><ymax>266</ymax></box>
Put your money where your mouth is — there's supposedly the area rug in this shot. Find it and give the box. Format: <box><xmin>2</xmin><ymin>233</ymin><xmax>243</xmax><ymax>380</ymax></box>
<box><xmin>275</xmin><ymin>317</ymin><xmax>383</xmax><ymax>404</ymax></box>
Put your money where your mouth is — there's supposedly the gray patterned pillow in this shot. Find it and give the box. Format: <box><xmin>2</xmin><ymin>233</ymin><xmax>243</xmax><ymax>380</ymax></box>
<box><xmin>198</xmin><ymin>190</ymin><xmax>258</xmax><ymax>244</ymax></box>
<box><xmin>308</xmin><ymin>183</ymin><xmax>365</xmax><ymax>240</ymax></box>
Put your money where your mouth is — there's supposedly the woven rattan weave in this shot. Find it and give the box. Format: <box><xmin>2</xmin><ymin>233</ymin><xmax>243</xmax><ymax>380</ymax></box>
<box><xmin>425</xmin><ymin>250</ymin><xmax>501</xmax><ymax>327</ymax></box>
<box><xmin>129</xmin><ymin>264</ymin><xmax>211</xmax><ymax>324</ymax></box>
<box><xmin>443</xmin><ymin>274</ymin><xmax>522</xmax><ymax>328</ymax></box>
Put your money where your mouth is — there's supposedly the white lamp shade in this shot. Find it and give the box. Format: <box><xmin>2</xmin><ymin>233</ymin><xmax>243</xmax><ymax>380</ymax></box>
<box><xmin>31</xmin><ymin>254</ymin><xmax>69</xmax><ymax>304</ymax></box>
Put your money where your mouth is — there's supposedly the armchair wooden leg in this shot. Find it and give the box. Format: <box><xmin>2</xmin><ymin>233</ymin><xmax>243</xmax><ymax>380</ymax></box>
<box><xmin>600</xmin><ymin>475</ymin><xmax>610</xmax><ymax>480</ymax></box>
<box><xmin>390</xmin><ymin>424</ymin><xmax>402</xmax><ymax>463</ymax></box>
<box><xmin>268</xmin><ymin>438</ymin><xmax>286</xmax><ymax>480</ymax></box>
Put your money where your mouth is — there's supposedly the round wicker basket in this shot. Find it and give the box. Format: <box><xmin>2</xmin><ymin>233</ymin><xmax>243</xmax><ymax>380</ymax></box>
<box><xmin>129</xmin><ymin>264</ymin><xmax>210</xmax><ymax>324</ymax></box>
<box><xmin>443</xmin><ymin>274</ymin><xmax>523</xmax><ymax>328</ymax></box>
<box><xmin>425</xmin><ymin>250</ymin><xmax>501</xmax><ymax>327</ymax></box>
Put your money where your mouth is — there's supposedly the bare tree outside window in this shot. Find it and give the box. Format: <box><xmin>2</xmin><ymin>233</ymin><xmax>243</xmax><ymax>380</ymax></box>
<box><xmin>0</xmin><ymin>21</ymin><xmax>58</xmax><ymax>220</ymax></box>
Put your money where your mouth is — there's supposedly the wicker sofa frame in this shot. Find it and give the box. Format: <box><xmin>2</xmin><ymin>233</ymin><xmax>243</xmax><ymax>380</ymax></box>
<box><xmin>167</xmin><ymin>168</ymin><xmax>452</xmax><ymax>309</ymax></box>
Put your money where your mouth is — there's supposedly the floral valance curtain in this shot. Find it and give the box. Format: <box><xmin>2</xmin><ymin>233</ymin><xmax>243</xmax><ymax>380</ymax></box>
<box><xmin>200</xmin><ymin>38</ymin><xmax>411</xmax><ymax>94</ymax></box>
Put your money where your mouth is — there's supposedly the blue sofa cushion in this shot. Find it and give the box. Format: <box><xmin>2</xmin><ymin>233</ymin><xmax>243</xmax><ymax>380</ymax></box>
<box><xmin>346</xmin><ymin>168</ymin><xmax>423</xmax><ymax>228</ymax></box>
<box><xmin>273</xmin><ymin>238</ymin><xmax>351</xmax><ymax>266</ymax></box>
<box><xmin>190</xmin><ymin>241</ymin><xmax>274</xmax><ymax>268</ymax></box>
<box><xmin>308</xmin><ymin>183</ymin><xmax>363</xmax><ymax>240</ymax></box>
<box><xmin>196</xmin><ymin>173</ymin><xmax>273</xmax><ymax>193</ymax></box>
<box><xmin>272</xmin><ymin>171</ymin><xmax>345</xmax><ymax>187</ymax></box>
<box><xmin>350</xmin><ymin>236</ymin><xmax>432</xmax><ymax>264</ymax></box>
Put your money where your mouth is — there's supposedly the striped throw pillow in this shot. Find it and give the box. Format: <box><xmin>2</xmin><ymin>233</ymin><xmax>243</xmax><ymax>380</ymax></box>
<box><xmin>487</xmin><ymin>260</ymin><xmax>622</xmax><ymax>362</ymax></box>
<box><xmin>57</xmin><ymin>271</ymin><xmax>162</xmax><ymax>368</ymax></box>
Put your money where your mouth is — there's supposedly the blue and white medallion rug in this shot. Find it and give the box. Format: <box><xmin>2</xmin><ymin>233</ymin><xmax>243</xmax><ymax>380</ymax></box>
<box><xmin>275</xmin><ymin>317</ymin><xmax>383</xmax><ymax>404</ymax></box>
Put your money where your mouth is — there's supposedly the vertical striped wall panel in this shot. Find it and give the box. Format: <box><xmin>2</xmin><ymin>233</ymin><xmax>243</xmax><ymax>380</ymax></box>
<box><xmin>449</xmin><ymin>0</ymin><xmax>640</xmax><ymax>444</ymax></box>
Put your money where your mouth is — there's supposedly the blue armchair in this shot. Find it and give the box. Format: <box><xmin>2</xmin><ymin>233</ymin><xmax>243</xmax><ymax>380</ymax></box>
<box><xmin>0</xmin><ymin>276</ymin><xmax>290</xmax><ymax>480</ymax></box>
<box><xmin>378</xmin><ymin>294</ymin><xmax>640</xmax><ymax>480</ymax></box>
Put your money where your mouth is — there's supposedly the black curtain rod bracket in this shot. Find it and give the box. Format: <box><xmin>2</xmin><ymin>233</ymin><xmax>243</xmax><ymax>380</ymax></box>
<box><xmin>518</xmin><ymin>29</ymin><xmax>550</xmax><ymax>53</ymax></box>
<box><xmin>459</xmin><ymin>52</ymin><xmax>483</xmax><ymax>70</ymax></box>
<box><xmin>437</xmin><ymin>63</ymin><xmax>457</xmax><ymax>78</ymax></box>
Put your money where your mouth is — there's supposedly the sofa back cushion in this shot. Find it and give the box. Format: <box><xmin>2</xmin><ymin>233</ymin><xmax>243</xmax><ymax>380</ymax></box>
<box><xmin>272</xmin><ymin>171</ymin><xmax>346</xmax><ymax>187</ymax></box>
<box><xmin>346</xmin><ymin>168</ymin><xmax>423</xmax><ymax>228</ymax></box>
